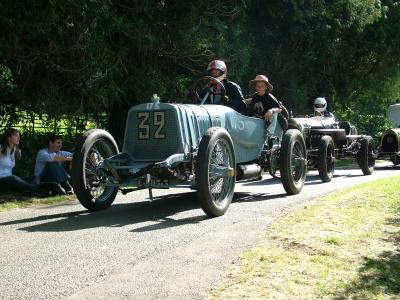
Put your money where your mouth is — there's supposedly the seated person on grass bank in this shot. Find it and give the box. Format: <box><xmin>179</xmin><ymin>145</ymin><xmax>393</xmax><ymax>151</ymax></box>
<box><xmin>0</xmin><ymin>128</ymin><xmax>42</xmax><ymax>197</ymax></box>
<box><xmin>34</xmin><ymin>133</ymin><xmax>73</xmax><ymax>195</ymax></box>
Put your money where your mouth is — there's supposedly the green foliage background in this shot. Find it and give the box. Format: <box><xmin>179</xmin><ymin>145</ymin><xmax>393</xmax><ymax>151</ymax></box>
<box><xmin>1</xmin><ymin>0</ymin><xmax>400</xmax><ymax>143</ymax></box>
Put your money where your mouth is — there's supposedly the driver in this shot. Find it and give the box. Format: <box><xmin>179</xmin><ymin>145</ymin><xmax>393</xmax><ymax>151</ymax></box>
<box><xmin>248</xmin><ymin>75</ymin><xmax>282</xmax><ymax>121</ymax></box>
<box><xmin>313</xmin><ymin>97</ymin><xmax>335</xmax><ymax>118</ymax></box>
<box><xmin>199</xmin><ymin>60</ymin><xmax>246</xmax><ymax>113</ymax></box>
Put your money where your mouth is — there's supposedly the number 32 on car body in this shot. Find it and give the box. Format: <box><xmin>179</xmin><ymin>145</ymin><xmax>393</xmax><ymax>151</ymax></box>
<box><xmin>138</xmin><ymin>111</ymin><xmax>166</xmax><ymax>139</ymax></box>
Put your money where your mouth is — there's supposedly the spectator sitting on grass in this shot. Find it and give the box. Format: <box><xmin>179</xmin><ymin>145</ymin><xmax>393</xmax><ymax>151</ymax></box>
<box><xmin>34</xmin><ymin>133</ymin><xmax>73</xmax><ymax>195</ymax></box>
<box><xmin>0</xmin><ymin>128</ymin><xmax>42</xmax><ymax>196</ymax></box>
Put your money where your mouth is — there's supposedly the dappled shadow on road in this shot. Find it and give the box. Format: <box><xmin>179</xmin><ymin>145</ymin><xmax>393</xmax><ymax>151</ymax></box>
<box><xmin>233</xmin><ymin>192</ymin><xmax>287</xmax><ymax>203</ymax></box>
<box><xmin>339</xmin><ymin>173</ymin><xmax>365</xmax><ymax>178</ymax></box>
<box><xmin>242</xmin><ymin>172</ymin><xmax>370</xmax><ymax>189</ymax></box>
<box><xmin>334</xmin><ymin>207</ymin><xmax>400</xmax><ymax>299</ymax></box>
<box><xmin>374</xmin><ymin>164</ymin><xmax>400</xmax><ymax>171</ymax></box>
<box><xmin>130</xmin><ymin>215</ymin><xmax>206</xmax><ymax>233</ymax></box>
<box><xmin>304</xmin><ymin>174</ymin><xmax>324</xmax><ymax>186</ymax></box>
<box><xmin>2</xmin><ymin>192</ymin><xmax>200</xmax><ymax>232</ymax></box>
<box><xmin>132</xmin><ymin>192</ymin><xmax>287</xmax><ymax>232</ymax></box>
<box><xmin>0</xmin><ymin>190</ymin><xmax>287</xmax><ymax>233</ymax></box>
<box><xmin>129</xmin><ymin>192</ymin><xmax>286</xmax><ymax>233</ymax></box>
<box><xmin>242</xmin><ymin>173</ymin><xmax>329</xmax><ymax>187</ymax></box>
<box><xmin>0</xmin><ymin>209</ymin><xmax>87</xmax><ymax>226</ymax></box>
<box><xmin>240</xmin><ymin>176</ymin><xmax>281</xmax><ymax>187</ymax></box>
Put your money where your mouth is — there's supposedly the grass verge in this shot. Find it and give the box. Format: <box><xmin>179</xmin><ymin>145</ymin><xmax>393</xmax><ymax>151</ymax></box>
<box><xmin>0</xmin><ymin>194</ymin><xmax>76</xmax><ymax>212</ymax></box>
<box><xmin>209</xmin><ymin>175</ymin><xmax>400</xmax><ymax>299</ymax></box>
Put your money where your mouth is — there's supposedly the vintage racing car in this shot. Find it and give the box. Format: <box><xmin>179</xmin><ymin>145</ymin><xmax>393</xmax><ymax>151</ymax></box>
<box><xmin>288</xmin><ymin>115</ymin><xmax>375</xmax><ymax>182</ymax></box>
<box><xmin>71</xmin><ymin>77</ymin><xmax>308</xmax><ymax>217</ymax></box>
<box><xmin>375</xmin><ymin>128</ymin><xmax>400</xmax><ymax>165</ymax></box>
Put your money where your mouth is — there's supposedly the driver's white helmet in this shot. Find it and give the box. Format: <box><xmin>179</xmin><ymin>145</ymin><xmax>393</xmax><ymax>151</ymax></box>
<box><xmin>314</xmin><ymin>97</ymin><xmax>327</xmax><ymax>113</ymax></box>
<box><xmin>207</xmin><ymin>60</ymin><xmax>227</xmax><ymax>81</ymax></box>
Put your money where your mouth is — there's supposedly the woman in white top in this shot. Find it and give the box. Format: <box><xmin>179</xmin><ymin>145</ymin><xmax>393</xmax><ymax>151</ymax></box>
<box><xmin>0</xmin><ymin>128</ymin><xmax>38</xmax><ymax>194</ymax></box>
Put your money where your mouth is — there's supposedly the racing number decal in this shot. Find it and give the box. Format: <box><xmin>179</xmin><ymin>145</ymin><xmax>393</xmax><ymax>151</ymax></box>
<box><xmin>138</xmin><ymin>112</ymin><xmax>150</xmax><ymax>139</ymax></box>
<box><xmin>137</xmin><ymin>111</ymin><xmax>166</xmax><ymax>139</ymax></box>
<box><xmin>154</xmin><ymin>112</ymin><xmax>166</xmax><ymax>139</ymax></box>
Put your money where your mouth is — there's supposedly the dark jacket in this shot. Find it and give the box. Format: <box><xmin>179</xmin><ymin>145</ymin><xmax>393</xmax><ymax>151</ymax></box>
<box><xmin>249</xmin><ymin>93</ymin><xmax>282</xmax><ymax>118</ymax></box>
<box><xmin>199</xmin><ymin>79</ymin><xmax>246</xmax><ymax>113</ymax></box>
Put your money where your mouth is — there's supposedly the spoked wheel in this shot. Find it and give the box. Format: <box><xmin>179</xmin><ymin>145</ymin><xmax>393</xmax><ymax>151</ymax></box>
<box><xmin>280</xmin><ymin>129</ymin><xmax>307</xmax><ymax>194</ymax></box>
<box><xmin>72</xmin><ymin>129</ymin><xmax>119</xmax><ymax>211</ymax></box>
<box><xmin>357</xmin><ymin>136</ymin><xmax>375</xmax><ymax>175</ymax></box>
<box><xmin>318</xmin><ymin>136</ymin><xmax>335</xmax><ymax>182</ymax></box>
<box><xmin>196</xmin><ymin>127</ymin><xmax>236</xmax><ymax>217</ymax></box>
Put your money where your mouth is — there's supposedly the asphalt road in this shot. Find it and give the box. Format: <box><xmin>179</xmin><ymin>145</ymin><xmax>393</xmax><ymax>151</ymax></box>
<box><xmin>1</xmin><ymin>163</ymin><xmax>399</xmax><ymax>300</ymax></box>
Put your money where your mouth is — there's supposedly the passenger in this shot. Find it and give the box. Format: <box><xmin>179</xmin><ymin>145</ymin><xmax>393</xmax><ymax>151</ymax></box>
<box><xmin>248</xmin><ymin>75</ymin><xmax>282</xmax><ymax>121</ymax></box>
<box><xmin>0</xmin><ymin>128</ymin><xmax>41</xmax><ymax>196</ymax></box>
<box><xmin>34</xmin><ymin>133</ymin><xmax>73</xmax><ymax>195</ymax></box>
<box><xmin>200</xmin><ymin>60</ymin><xmax>247</xmax><ymax>113</ymax></box>
<box><xmin>313</xmin><ymin>97</ymin><xmax>335</xmax><ymax>118</ymax></box>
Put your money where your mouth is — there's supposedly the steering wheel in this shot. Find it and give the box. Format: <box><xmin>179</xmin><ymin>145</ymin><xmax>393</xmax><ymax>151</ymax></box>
<box><xmin>190</xmin><ymin>76</ymin><xmax>226</xmax><ymax>105</ymax></box>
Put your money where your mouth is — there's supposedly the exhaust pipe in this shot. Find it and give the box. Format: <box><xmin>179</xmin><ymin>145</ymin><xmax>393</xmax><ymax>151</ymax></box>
<box><xmin>236</xmin><ymin>164</ymin><xmax>262</xmax><ymax>181</ymax></box>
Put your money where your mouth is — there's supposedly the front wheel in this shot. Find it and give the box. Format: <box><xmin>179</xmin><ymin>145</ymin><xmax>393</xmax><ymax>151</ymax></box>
<box><xmin>357</xmin><ymin>137</ymin><xmax>375</xmax><ymax>175</ymax></box>
<box><xmin>72</xmin><ymin>129</ymin><xmax>119</xmax><ymax>211</ymax></box>
<box><xmin>196</xmin><ymin>128</ymin><xmax>236</xmax><ymax>217</ymax></box>
<box><xmin>391</xmin><ymin>155</ymin><xmax>400</xmax><ymax>166</ymax></box>
<box><xmin>280</xmin><ymin>129</ymin><xmax>307</xmax><ymax>194</ymax></box>
<box><xmin>318</xmin><ymin>136</ymin><xmax>335</xmax><ymax>182</ymax></box>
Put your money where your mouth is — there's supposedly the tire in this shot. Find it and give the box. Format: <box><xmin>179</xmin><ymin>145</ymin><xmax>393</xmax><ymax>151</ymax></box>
<box><xmin>269</xmin><ymin>168</ymin><xmax>281</xmax><ymax>179</ymax></box>
<box><xmin>280</xmin><ymin>129</ymin><xmax>307</xmax><ymax>195</ymax></box>
<box><xmin>72</xmin><ymin>129</ymin><xmax>119</xmax><ymax>211</ymax></box>
<box><xmin>357</xmin><ymin>136</ymin><xmax>375</xmax><ymax>175</ymax></box>
<box><xmin>391</xmin><ymin>155</ymin><xmax>400</xmax><ymax>166</ymax></box>
<box><xmin>196</xmin><ymin>127</ymin><xmax>236</xmax><ymax>217</ymax></box>
<box><xmin>318</xmin><ymin>136</ymin><xmax>335</xmax><ymax>182</ymax></box>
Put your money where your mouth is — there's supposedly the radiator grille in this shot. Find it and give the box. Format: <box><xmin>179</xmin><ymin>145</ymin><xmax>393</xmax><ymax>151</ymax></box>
<box><xmin>382</xmin><ymin>133</ymin><xmax>398</xmax><ymax>153</ymax></box>
<box><xmin>124</xmin><ymin>110</ymin><xmax>180</xmax><ymax>161</ymax></box>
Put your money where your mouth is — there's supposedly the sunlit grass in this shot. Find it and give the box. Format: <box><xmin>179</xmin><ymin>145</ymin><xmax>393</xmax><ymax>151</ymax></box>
<box><xmin>0</xmin><ymin>194</ymin><xmax>76</xmax><ymax>212</ymax></box>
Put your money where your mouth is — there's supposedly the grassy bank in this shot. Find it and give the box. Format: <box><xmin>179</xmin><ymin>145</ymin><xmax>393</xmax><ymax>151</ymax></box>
<box><xmin>209</xmin><ymin>176</ymin><xmax>400</xmax><ymax>299</ymax></box>
<box><xmin>0</xmin><ymin>194</ymin><xmax>76</xmax><ymax>212</ymax></box>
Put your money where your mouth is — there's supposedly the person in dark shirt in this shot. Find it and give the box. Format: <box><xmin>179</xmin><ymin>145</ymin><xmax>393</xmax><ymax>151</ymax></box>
<box><xmin>248</xmin><ymin>75</ymin><xmax>282</xmax><ymax>121</ymax></box>
<box><xmin>199</xmin><ymin>60</ymin><xmax>247</xmax><ymax>113</ymax></box>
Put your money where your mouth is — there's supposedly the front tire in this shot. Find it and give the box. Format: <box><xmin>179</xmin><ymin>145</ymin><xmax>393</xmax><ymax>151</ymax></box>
<box><xmin>357</xmin><ymin>137</ymin><xmax>375</xmax><ymax>175</ymax></box>
<box><xmin>318</xmin><ymin>136</ymin><xmax>335</xmax><ymax>182</ymax></box>
<box><xmin>196</xmin><ymin>128</ymin><xmax>236</xmax><ymax>217</ymax></box>
<box><xmin>280</xmin><ymin>129</ymin><xmax>307</xmax><ymax>194</ymax></box>
<box><xmin>72</xmin><ymin>129</ymin><xmax>119</xmax><ymax>211</ymax></box>
<box><xmin>391</xmin><ymin>155</ymin><xmax>400</xmax><ymax>166</ymax></box>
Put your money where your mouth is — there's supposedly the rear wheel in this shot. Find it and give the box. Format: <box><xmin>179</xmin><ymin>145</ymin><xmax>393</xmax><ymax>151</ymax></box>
<box><xmin>72</xmin><ymin>129</ymin><xmax>119</xmax><ymax>211</ymax></box>
<box><xmin>280</xmin><ymin>129</ymin><xmax>307</xmax><ymax>194</ymax></box>
<box><xmin>357</xmin><ymin>137</ymin><xmax>375</xmax><ymax>175</ymax></box>
<box><xmin>196</xmin><ymin>128</ymin><xmax>236</xmax><ymax>217</ymax></box>
<box><xmin>318</xmin><ymin>136</ymin><xmax>335</xmax><ymax>182</ymax></box>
